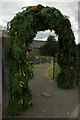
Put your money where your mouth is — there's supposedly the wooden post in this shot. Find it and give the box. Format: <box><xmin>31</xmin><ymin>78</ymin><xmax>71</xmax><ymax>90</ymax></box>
<box><xmin>53</xmin><ymin>55</ymin><xmax>55</xmax><ymax>80</ymax></box>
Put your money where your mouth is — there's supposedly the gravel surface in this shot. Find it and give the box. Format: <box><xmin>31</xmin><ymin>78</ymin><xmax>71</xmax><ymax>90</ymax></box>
<box><xmin>13</xmin><ymin>64</ymin><xmax>78</xmax><ymax>118</ymax></box>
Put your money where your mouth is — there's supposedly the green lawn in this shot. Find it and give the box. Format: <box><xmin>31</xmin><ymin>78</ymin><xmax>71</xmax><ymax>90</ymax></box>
<box><xmin>48</xmin><ymin>64</ymin><xmax>60</xmax><ymax>81</ymax></box>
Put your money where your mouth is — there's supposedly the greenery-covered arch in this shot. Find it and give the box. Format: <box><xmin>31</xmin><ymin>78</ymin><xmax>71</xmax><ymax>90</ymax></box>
<box><xmin>7</xmin><ymin>4</ymin><xmax>77</xmax><ymax>115</ymax></box>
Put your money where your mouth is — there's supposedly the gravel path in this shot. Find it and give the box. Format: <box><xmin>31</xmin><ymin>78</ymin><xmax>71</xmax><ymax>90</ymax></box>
<box><xmin>15</xmin><ymin>63</ymin><xmax>78</xmax><ymax>118</ymax></box>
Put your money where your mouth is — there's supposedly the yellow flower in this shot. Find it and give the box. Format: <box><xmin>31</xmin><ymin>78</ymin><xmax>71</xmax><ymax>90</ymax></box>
<box><xmin>64</xmin><ymin>15</ymin><xmax>67</xmax><ymax>20</ymax></box>
<box><xmin>32</xmin><ymin>6</ymin><xmax>37</xmax><ymax>11</ymax></box>
<box><xmin>23</xmin><ymin>42</ymin><xmax>25</xmax><ymax>47</ymax></box>
<box><xmin>18</xmin><ymin>99</ymin><xmax>23</xmax><ymax>104</ymax></box>
<box><xmin>20</xmin><ymin>84</ymin><xmax>23</xmax><ymax>87</ymax></box>
<box><xmin>20</xmin><ymin>81</ymin><xmax>23</xmax><ymax>84</ymax></box>
<box><xmin>23</xmin><ymin>71</ymin><xmax>26</xmax><ymax>76</ymax></box>
<box><xmin>20</xmin><ymin>99</ymin><xmax>23</xmax><ymax>104</ymax></box>
<box><xmin>70</xmin><ymin>67</ymin><xmax>73</xmax><ymax>70</ymax></box>
<box><xmin>20</xmin><ymin>80</ymin><xmax>24</xmax><ymax>87</ymax></box>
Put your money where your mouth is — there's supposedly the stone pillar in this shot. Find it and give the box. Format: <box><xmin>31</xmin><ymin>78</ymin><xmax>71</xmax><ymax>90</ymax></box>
<box><xmin>2</xmin><ymin>37</ymin><xmax>10</xmax><ymax>117</ymax></box>
<box><xmin>0</xmin><ymin>37</ymin><xmax>2</xmax><ymax>120</ymax></box>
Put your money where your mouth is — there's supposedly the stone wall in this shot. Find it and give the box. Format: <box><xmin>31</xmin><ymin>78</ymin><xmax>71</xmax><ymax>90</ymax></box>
<box><xmin>0</xmin><ymin>37</ymin><xmax>2</xmax><ymax>119</ymax></box>
<box><xmin>2</xmin><ymin>37</ymin><xmax>10</xmax><ymax>117</ymax></box>
<box><xmin>78</xmin><ymin>44</ymin><xmax>80</xmax><ymax>85</ymax></box>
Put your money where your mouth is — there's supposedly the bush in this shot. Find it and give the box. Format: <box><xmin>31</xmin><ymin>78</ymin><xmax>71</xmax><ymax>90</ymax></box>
<box><xmin>57</xmin><ymin>67</ymin><xmax>77</xmax><ymax>89</ymax></box>
<box><xmin>8</xmin><ymin>92</ymin><xmax>32</xmax><ymax>116</ymax></box>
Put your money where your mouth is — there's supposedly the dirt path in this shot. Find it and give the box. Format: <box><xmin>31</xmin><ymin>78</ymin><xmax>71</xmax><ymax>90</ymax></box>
<box><xmin>15</xmin><ymin>63</ymin><xmax>78</xmax><ymax>118</ymax></box>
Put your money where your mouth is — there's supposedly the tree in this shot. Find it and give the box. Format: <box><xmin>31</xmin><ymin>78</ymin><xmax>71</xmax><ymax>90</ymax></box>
<box><xmin>2</xmin><ymin>26</ymin><xmax>9</xmax><ymax>36</ymax></box>
<box><xmin>40</xmin><ymin>35</ymin><xmax>58</xmax><ymax>79</ymax></box>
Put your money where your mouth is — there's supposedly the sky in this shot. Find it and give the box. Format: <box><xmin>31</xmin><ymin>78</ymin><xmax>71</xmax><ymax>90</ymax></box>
<box><xmin>0</xmin><ymin>0</ymin><xmax>79</xmax><ymax>44</ymax></box>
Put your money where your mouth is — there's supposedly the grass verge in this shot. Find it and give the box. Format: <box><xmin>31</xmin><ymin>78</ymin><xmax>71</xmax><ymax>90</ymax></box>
<box><xmin>48</xmin><ymin>64</ymin><xmax>60</xmax><ymax>81</ymax></box>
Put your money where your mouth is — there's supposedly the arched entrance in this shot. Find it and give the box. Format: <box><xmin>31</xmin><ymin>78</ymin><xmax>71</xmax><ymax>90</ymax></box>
<box><xmin>7</xmin><ymin>4</ymin><xmax>77</xmax><ymax>115</ymax></box>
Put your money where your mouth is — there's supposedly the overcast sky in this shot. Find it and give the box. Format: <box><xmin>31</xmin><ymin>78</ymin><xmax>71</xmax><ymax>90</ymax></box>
<box><xmin>0</xmin><ymin>0</ymin><xmax>79</xmax><ymax>44</ymax></box>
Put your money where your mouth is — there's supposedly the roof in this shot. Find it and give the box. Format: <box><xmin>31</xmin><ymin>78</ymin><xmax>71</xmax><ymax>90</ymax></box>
<box><xmin>31</xmin><ymin>40</ymin><xmax>46</xmax><ymax>48</ymax></box>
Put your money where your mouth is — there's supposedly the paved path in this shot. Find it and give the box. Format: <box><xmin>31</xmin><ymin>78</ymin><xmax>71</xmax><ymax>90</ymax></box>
<box><xmin>15</xmin><ymin>64</ymin><xmax>78</xmax><ymax>118</ymax></box>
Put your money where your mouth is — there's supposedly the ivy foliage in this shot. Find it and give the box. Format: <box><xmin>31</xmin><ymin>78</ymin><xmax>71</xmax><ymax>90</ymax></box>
<box><xmin>7</xmin><ymin>4</ymin><xmax>77</xmax><ymax>115</ymax></box>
